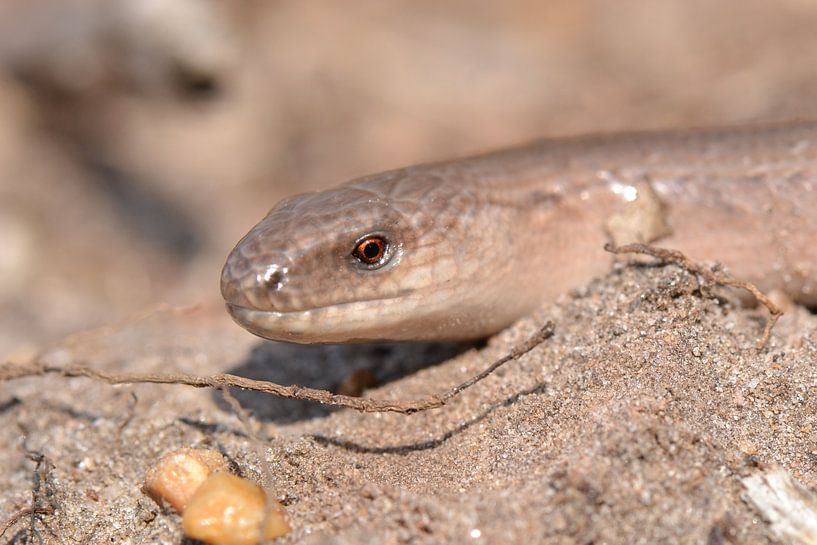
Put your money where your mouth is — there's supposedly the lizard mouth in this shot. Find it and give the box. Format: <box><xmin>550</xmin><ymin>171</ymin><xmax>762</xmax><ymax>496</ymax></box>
<box><xmin>224</xmin><ymin>299</ymin><xmax>410</xmax><ymax>344</ymax></box>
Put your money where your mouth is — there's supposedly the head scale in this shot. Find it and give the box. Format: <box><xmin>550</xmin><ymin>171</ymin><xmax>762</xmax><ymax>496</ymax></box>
<box><xmin>221</xmin><ymin>170</ymin><xmax>470</xmax><ymax>342</ymax></box>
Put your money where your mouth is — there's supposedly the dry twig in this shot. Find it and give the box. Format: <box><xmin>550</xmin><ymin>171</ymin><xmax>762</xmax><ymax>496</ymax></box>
<box><xmin>604</xmin><ymin>242</ymin><xmax>782</xmax><ymax>349</ymax></box>
<box><xmin>0</xmin><ymin>507</ymin><xmax>54</xmax><ymax>539</ymax></box>
<box><xmin>0</xmin><ymin>323</ymin><xmax>554</xmax><ymax>415</ymax></box>
<box><xmin>0</xmin><ymin>450</ymin><xmax>59</xmax><ymax>541</ymax></box>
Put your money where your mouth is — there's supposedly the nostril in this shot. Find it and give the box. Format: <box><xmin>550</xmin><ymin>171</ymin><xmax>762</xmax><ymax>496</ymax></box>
<box><xmin>259</xmin><ymin>264</ymin><xmax>287</xmax><ymax>292</ymax></box>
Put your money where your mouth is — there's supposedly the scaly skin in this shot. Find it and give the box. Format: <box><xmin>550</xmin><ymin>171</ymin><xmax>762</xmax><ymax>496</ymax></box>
<box><xmin>221</xmin><ymin>122</ymin><xmax>817</xmax><ymax>343</ymax></box>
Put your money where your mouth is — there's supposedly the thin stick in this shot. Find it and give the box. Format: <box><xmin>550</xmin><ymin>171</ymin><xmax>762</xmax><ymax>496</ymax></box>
<box><xmin>0</xmin><ymin>323</ymin><xmax>554</xmax><ymax>415</ymax></box>
<box><xmin>441</xmin><ymin>322</ymin><xmax>555</xmax><ymax>403</ymax></box>
<box><xmin>604</xmin><ymin>242</ymin><xmax>782</xmax><ymax>350</ymax></box>
<box><xmin>0</xmin><ymin>507</ymin><xmax>53</xmax><ymax>539</ymax></box>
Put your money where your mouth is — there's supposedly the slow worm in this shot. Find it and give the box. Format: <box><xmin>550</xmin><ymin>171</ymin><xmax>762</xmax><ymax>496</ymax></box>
<box><xmin>221</xmin><ymin>122</ymin><xmax>817</xmax><ymax>343</ymax></box>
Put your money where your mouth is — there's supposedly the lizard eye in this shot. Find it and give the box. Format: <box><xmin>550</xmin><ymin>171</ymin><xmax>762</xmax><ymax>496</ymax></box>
<box><xmin>353</xmin><ymin>235</ymin><xmax>389</xmax><ymax>267</ymax></box>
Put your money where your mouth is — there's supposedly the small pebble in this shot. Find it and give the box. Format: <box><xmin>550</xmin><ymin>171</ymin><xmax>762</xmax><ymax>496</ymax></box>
<box><xmin>144</xmin><ymin>448</ymin><xmax>229</xmax><ymax>513</ymax></box>
<box><xmin>182</xmin><ymin>472</ymin><xmax>290</xmax><ymax>545</ymax></box>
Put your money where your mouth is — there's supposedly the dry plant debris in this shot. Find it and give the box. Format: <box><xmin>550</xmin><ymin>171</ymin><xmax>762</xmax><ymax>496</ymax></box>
<box><xmin>742</xmin><ymin>467</ymin><xmax>817</xmax><ymax>545</ymax></box>
<box><xmin>604</xmin><ymin>242</ymin><xmax>783</xmax><ymax>349</ymax></box>
<box><xmin>0</xmin><ymin>450</ymin><xmax>59</xmax><ymax>541</ymax></box>
<box><xmin>0</xmin><ymin>322</ymin><xmax>554</xmax><ymax>414</ymax></box>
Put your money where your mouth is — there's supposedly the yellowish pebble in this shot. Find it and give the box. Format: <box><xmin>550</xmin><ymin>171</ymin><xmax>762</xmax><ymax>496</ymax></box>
<box><xmin>182</xmin><ymin>472</ymin><xmax>290</xmax><ymax>545</ymax></box>
<box><xmin>144</xmin><ymin>448</ymin><xmax>228</xmax><ymax>513</ymax></box>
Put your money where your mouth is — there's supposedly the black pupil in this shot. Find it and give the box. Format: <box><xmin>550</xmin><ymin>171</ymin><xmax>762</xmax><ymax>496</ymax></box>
<box><xmin>363</xmin><ymin>241</ymin><xmax>381</xmax><ymax>259</ymax></box>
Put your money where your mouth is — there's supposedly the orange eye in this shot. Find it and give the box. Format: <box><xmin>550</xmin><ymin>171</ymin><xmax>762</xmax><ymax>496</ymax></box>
<box><xmin>353</xmin><ymin>236</ymin><xmax>387</xmax><ymax>265</ymax></box>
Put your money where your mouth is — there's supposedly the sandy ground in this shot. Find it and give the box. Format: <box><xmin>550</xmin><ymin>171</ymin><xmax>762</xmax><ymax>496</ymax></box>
<box><xmin>2</xmin><ymin>264</ymin><xmax>816</xmax><ymax>544</ymax></box>
<box><xmin>3</xmin><ymin>1</ymin><xmax>817</xmax><ymax>544</ymax></box>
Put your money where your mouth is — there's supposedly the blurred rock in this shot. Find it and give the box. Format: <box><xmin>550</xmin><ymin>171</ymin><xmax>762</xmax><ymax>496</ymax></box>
<box><xmin>0</xmin><ymin>0</ymin><xmax>236</xmax><ymax>98</ymax></box>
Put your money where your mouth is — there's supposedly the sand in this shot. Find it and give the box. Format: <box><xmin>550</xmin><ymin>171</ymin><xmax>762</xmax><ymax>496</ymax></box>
<box><xmin>2</xmin><ymin>262</ymin><xmax>816</xmax><ymax>544</ymax></box>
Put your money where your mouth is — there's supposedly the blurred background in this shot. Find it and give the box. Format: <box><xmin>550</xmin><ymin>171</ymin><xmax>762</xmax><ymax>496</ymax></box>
<box><xmin>2</xmin><ymin>0</ymin><xmax>817</xmax><ymax>357</ymax></box>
